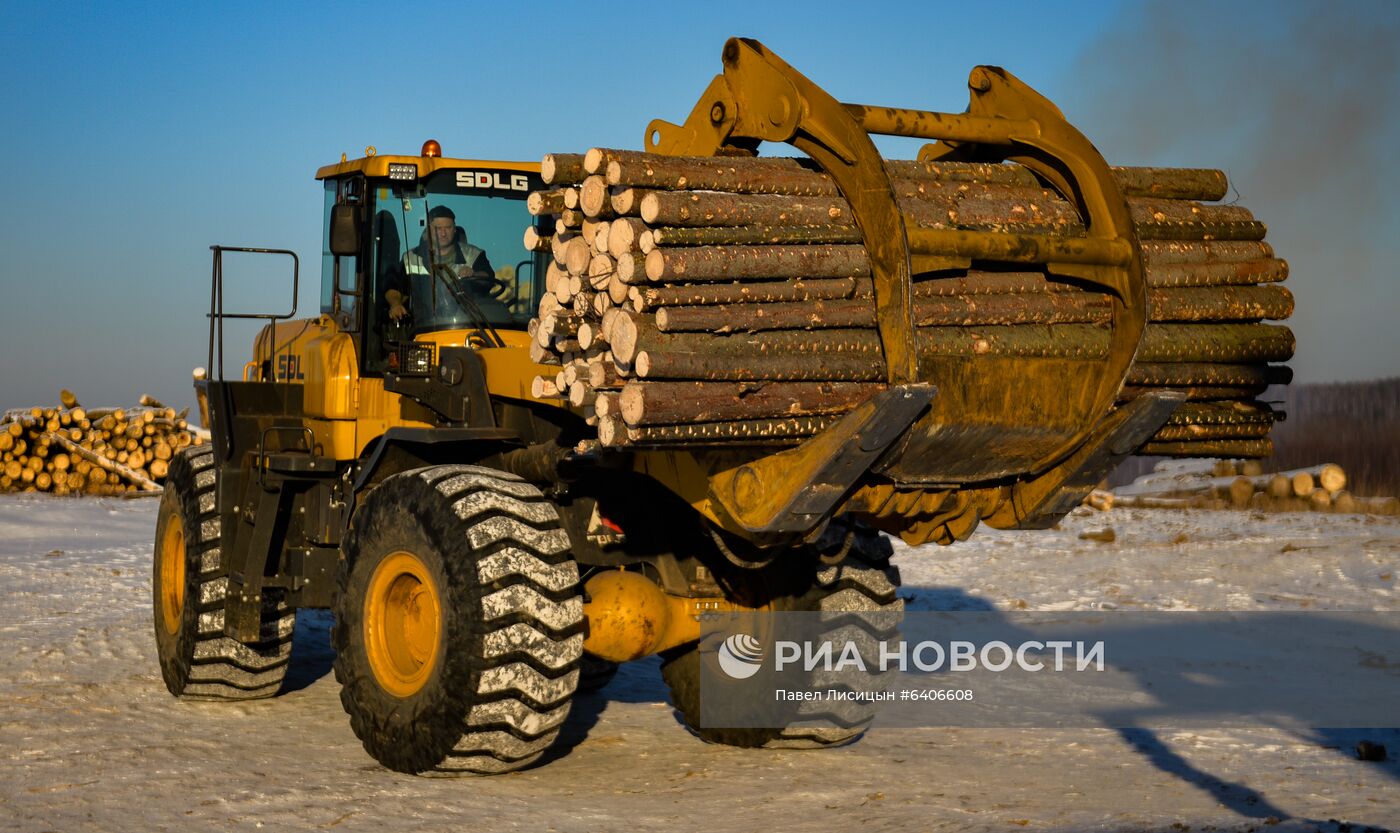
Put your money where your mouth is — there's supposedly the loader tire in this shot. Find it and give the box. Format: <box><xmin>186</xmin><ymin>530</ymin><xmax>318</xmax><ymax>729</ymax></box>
<box><xmin>333</xmin><ymin>465</ymin><xmax>584</xmax><ymax>775</ymax></box>
<box><xmin>661</xmin><ymin>524</ymin><xmax>902</xmax><ymax>749</ymax></box>
<box><xmin>153</xmin><ymin>444</ymin><xmax>296</xmax><ymax>700</ymax></box>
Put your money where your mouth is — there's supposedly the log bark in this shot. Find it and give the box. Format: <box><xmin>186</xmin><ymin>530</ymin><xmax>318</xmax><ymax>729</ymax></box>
<box><xmin>656</xmin><ymin>299</ymin><xmax>876</xmax><ymax>332</ymax></box>
<box><xmin>634</xmin><ymin>277</ymin><xmax>859</xmax><ymax>310</ymax></box>
<box><xmin>1160</xmin><ymin>400</ymin><xmax>1275</xmax><ymax>427</ymax></box>
<box><xmin>541</xmin><ymin>153</ymin><xmax>587</xmax><ymax>185</ymax></box>
<box><xmin>646</xmin><ymin>244</ymin><xmax>870</xmax><ymax>282</ymax></box>
<box><xmin>614</xmin><ymin>252</ymin><xmax>649</xmax><ymax>285</ymax></box>
<box><xmin>1122</xmin><ymin>384</ymin><xmax>1268</xmax><ymax>403</ymax></box>
<box><xmin>1134</xmin><ymin>220</ymin><xmax>1267</xmax><ymax>242</ymax></box>
<box><xmin>618</xmin><ymin>380</ymin><xmax>885</xmax><ymax>426</ymax></box>
<box><xmin>1126</xmin><ymin>362</ymin><xmax>1291</xmax><ymax>389</ymax></box>
<box><xmin>598</xmin><ymin>149</ymin><xmax>1228</xmax><ymax>201</ymax></box>
<box><xmin>651</xmin><ymin>285</ymin><xmax>1290</xmax><ymax>333</ymax></box>
<box><xmin>584</xmin><ymin>147</ymin><xmax>631</xmax><ymax>176</ymax></box>
<box><xmin>610</xmin><ymin>187</ymin><xmax>647</xmax><ymax>216</ymax></box>
<box><xmin>640</xmin><ymin>190</ymin><xmax>854</xmax><ymax>228</ymax></box>
<box><xmin>1140</xmin><ymin>258</ymin><xmax>1288</xmax><ymax>288</ymax></box>
<box><xmin>615</xmin><ymin>321</ymin><xmax>1291</xmax><ymax>365</ymax></box>
<box><xmin>1137</xmin><ymin>439</ymin><xmax>1272</xmax><ymax>458</ymax></box>
<box><xmin>1139</xmin><ymin>240</ymin><xmax>1274</xmax><ymax>265</ymax></box>
<box><xmin>601</xmin><ymin>414</ymin><xmax>840</xmax><ymax>447</ymax></box>
<box><xmin>644</xmin><ymin>243</ymin><xmax>1286</xmax><ymax>288</ymax></box>
<box><xmin>1109</xmin><ymin>494</ymin><xmax>1200</xmax><ymax>510</ymax></box>
<box><xmin>918</xmin><ymin>323</ymin><xmax>1295</xmax><ymax>363</ymax></box>
<box><xmin>635</xmin><ymin>350</ymin><xmax>884</xmax><ymax>382</ymax></box>
<box><xmin>1150</xmin><ymin>422</ymin><xmax>1273</xmax><ymax>442</ymax></box>
<box><xmin>528</xmin><ymin>188</ymin><xmax>570</xmax><ymax>216</ymax></box>
<box><xmin>643</xmin><ymin>225</ymin><xmax>864</xmax><ymax>250</ymax></box>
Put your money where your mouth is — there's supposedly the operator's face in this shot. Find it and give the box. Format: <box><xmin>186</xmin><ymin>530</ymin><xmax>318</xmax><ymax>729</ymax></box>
<box><xmin>430</xmin><ymin>218</ymin><xmax>456</xmax><ymax>251</ymax></box>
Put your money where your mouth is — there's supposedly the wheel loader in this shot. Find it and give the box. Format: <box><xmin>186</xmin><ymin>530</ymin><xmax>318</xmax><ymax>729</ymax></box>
<box><xmin>152</xmin><ymin>39</ymin><xmax>1291</xmax><ymax>774</ymax></box>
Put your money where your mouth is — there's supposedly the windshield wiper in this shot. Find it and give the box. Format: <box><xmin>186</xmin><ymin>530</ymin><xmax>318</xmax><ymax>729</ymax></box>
<box><xmin>428</xmin><ymin>263</ymin><xmax>505</xmax><ymax>348</ymax></box>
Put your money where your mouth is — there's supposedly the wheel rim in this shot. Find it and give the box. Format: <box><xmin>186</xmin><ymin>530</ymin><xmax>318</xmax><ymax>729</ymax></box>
<box><xmin>364</xmin><ymin>551</ymin><xmax>442</xmax><ymax>698</ymax></box>
<box><xmin>157</xmin><ymin>517</ymin><xmax>185</xmax><ymax>636</ymax></box>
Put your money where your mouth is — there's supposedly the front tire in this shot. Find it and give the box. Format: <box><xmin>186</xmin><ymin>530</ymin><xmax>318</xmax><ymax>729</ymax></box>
<box><xmin>152</xmin><ymin>445</ymin><xmax>296</xmax><ymax>700</ymax></box>
<box><xmin>333</xmin><ymin>465</ymin><xmax>584</xmax><ymax>775</ymax></box>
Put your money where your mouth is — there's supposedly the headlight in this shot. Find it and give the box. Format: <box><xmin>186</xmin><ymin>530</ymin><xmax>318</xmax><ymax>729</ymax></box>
<box><xmin>397</xmin><ymin>342</ymin><xmax>435</xmax><ymax>376</ymax></box>
<box><xmin>388</xmin><ymin>163</ymin><xmax>417</xmax><ymax>181</ymax></box>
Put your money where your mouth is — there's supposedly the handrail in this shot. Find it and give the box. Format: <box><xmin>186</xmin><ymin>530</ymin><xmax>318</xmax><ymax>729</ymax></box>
<box><xmin>206</xmin><ymin>246</ymin><xmax>300</xmax><ymax>382</ymax></box>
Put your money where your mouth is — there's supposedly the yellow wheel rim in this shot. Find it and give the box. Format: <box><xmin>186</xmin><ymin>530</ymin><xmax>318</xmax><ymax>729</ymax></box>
<box><xmin>364</xmin><ymin>551</ymin><xmax>442</xmax><ymax>698</ymax></box>
<box><xmin>158</xmin><ymin>517</ymin><xmax>186</xmax><ymax>636</ymax></box>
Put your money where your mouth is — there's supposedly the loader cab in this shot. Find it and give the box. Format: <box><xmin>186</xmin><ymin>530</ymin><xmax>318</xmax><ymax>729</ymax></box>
<box><xmin>316</xmin><ymin>144</ymin><xmax>549</xmax><ymax>373</ymax></box>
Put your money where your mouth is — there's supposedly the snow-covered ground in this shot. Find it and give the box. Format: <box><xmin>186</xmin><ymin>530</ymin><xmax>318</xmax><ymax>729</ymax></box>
<box><xmin>1</xmin><ymin>494</ymin><xmax>1396</xmax><ymax>833</ymax></box>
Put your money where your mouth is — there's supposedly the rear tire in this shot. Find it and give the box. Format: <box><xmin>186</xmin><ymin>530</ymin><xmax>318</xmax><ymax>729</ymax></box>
<box><xmin>661</xmin><ymin>523</ymin><xmax>902</xmax><ymax>748</ymax></box>
<box><xmin>578</xmin><ymin>655</ymin><xmax>620</xmax><ymax>693</ymax></box>
<box><xmin>333</xmin><ymin>465</ymin><xmax>584</xmax><ymax>775</ymax></box>
<box><xmin>152</xmin><ymin>445</ymin><xmax>296</xmax><ymax>700</ymax></box>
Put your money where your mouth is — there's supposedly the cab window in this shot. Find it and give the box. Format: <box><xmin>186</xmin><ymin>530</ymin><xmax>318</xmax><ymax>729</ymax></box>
<box><xmin>320</xmin><ymin>179</ymin><xmax>360</xmax><ymax>324</ymax></box>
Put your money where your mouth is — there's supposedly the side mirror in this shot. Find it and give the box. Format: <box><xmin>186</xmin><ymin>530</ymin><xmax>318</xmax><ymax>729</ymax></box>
<box><xmin>329</xmin><ymin>204</ymin><xmax>360</xmax><ymax>256</ymax></box>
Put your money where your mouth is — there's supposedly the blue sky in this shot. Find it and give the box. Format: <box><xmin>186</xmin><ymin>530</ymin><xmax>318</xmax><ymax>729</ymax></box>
<box><xmin>1</xmin><ymin>1</ymin><xmax>1395</xmax><ymax>415</ymax></box>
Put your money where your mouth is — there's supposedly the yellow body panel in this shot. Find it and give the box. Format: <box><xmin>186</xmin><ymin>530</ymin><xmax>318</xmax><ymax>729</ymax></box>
<box><xmin>251</xmin><ymin>316</ymin><xmax>566</xmax><ymax>463</ymax></box>
<box><xmin>307</xmin><ymin>418</ymin><xmax>358</xmax><ymax>461</ymax></box>
<box><xmin>303</xmin><ymin>330</ymin><xmax>358</xmax><ymax>419</ymax></box>
<box><xmin>251</xmin><ymin>318</ymin><xmax>325</xmax><ymax>382</ymax></box>
<box><xmin>478</xmin><ymin>330</ymin><xmax>562</xmax><ymax>405</ymax></box>
<box><xmin>316</xmin><ymin>154</ymin><xmax>540</xmax><ymax>181</ymax></box>
<box><xmin>350</xmin><ymin>376</ymin><xmax>436</xmax><ymax>458</ymax></box>
<box><xmin>405</xmin><ymin>328</ymin><xmax>563</xmax><ymax>406</ymax></box>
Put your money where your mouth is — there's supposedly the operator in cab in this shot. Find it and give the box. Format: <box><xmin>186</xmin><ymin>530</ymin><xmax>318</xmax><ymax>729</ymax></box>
<box><xmin>384</xmin><ymin>205</ymin><xmax>512</xmax><ymax>330</ymax></box>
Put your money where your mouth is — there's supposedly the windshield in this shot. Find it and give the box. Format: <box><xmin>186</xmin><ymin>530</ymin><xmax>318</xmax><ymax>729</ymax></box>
<box><xmin>368</xmin><ymin>168</ymin><xmax>546</xmax><ymax>338</ymax></box>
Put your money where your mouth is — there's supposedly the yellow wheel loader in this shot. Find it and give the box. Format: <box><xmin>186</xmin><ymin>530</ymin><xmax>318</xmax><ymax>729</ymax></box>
<box><xmin>152</xmin><ymin>39</ymin><xmax>1291</xmax><ymax>773</ymax></box>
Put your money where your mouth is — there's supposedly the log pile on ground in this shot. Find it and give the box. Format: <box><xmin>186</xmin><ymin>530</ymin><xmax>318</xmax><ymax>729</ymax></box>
<box><xmin>526</xmin><ymin>149</ymin><xmax>1293</xmax><ymax>451</ymax></box>
<box><xmin>0</xmin><ymin>391</ymin><xmax>201</xmax><ymax>496</ymax></box>
<box><xmin>1095</xmin><ymin>458</ymin><xmax>1399</xmax><ymax>515</ymax></box>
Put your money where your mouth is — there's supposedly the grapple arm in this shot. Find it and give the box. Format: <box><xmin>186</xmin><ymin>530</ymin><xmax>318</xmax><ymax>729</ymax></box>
<box><xmin>642</xmin><ymin>38</ymin><xmax>1161</xmax><ymax>543</ymax></box>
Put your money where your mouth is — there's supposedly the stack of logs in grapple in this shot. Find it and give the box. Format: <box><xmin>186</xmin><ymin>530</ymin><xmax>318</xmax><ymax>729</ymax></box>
<box><xmin>526</xmin><ymin>148</ymin><xmax>1293</xmax><ymax>454</ymax></box>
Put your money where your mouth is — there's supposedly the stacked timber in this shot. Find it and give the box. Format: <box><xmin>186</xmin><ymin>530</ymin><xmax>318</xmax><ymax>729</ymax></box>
<box><xmin>1105</xmin><ymin>459</ymin><xmax>1398</xmax><ymax>515</ymax></box>
<box><xmin>527</xmin><ymin>150</ymin><xmax>1293</xmax><ymax>451</ymax></box>
<box><xmin>0</xmin><ymin>391</ymin><xmax>200</xmax><ymax>496</ymax></box>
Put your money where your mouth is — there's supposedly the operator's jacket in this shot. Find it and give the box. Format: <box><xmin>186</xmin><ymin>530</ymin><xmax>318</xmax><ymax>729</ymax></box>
<box><xmin>392</xmin><ymin>228</ymin><xmax>512</xmax><ymax>327</ymax></box>
<box><xmin>402</xmin><ymin>227</ymin><xmax>493</xmax><ymax>280</ymax></box>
